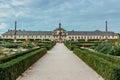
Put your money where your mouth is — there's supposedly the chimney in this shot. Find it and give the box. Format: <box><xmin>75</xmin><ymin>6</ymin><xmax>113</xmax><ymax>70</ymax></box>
<box><xmin>105</xmin><ymin>21</ymin><xmax>108</xmax><ymax>41</ymax></box>
<box><xmin>105</xmin><ymin>21</ymin><xmax>108</xmax><ymax>32</ymax></box>
<box><xmin>14</xmin><ymin>21</ymin><xmax>17</xmax><ymax>42</ymax></box>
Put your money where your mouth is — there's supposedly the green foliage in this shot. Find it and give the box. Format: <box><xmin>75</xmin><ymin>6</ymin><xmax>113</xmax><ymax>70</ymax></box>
<box><xmin>64</xmin><ymin>40</ymin><xmax>102</xmax><ymax>50</ymax></box>
<box><xmin>80</xmin><ymin>48</ymin><xmax>120</xmax><ymax>65</ymax></box>
<box><xmin>21</xmin><ymin>43</ymin><xmax>34</xmax><ymax>48</ymax></box>
<box><xmin>64</xmin><ymin>41</ymin><xmax>72</xmax><ymax>50</ymax></box>
<box><xmin>0</xmin><ymin>41</ymin><xmax>56</xmax><ymax>63</ymax></box>
<box><xmin>0</xmin><ymin>48</ymin><xmax>47</xmax><ymax>80</ymax></box>
<box><xmin>4</xmin><ymin>43</ymin><xmax>20</xmax><ymax>48</ymax></box>
<box><xmin>0</xmin><ymin>48</ymin><xmax>39</xmax><ymax>63</ymax></box>
<box><xmin>38</xmin><ymin>41</ymin><xmax>56</xmax><ymax>50</ymax></box>
<box><xmin>64</xmin><ymin>41</ymin><xmax>80</xmax><ymax>50</ymax></box>
<box><xmin>91</xmin><ymin>41</ymin><xmax>120</xmax><ymax>56</ymax></box>
<box><xmin>43</xmin><ymin>41</ymin><xmax>56</xmax><ymax>50</ymax></box>
<box><xmin>73</xmin><ymin>48</ymin><xmax>120</xmax><ymax>80</ymax></box>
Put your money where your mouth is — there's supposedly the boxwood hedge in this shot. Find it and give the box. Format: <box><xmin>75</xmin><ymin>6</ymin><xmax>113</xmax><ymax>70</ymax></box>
<box><xmin>0</xmin><ymin>48</ymin><xmax>47</xmax><ymax>80</ymax></box>
<box><xmin>44</xmin><ymin>42</ymin><xmax>56</xmax><ymax>50</ymax></box>
<box><xmin>80</xmin><ymin>48</ymin><xmax>120</xmax><ymax>65</ymax></box>
<box><xmin>64</xmin><ymin>41</ymin><xmax>79</xmax><ymax>50</ymax></box>
<box><xmin>0</xmin><ymin>48</ymin><xmax>39</xmax><ymax>63</ymax></box>
<box><xmin>73</xmin><ymin>48</ymin><xmax>120</xmax><ymax>80</ymax></box>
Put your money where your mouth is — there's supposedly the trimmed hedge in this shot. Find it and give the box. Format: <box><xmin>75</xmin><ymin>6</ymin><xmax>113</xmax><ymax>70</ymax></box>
<box><xmin>4</xmin><ymin>44</ymin><xmax>21</xmax><ymax>48</ymax></box>
<box><xmin>80</xmin><ymin>48</ymin><xmax>120</xmax><ymax>65</ymax></box>
<box><xmin>64</xmin><ymin>42</ymin><xmax>71</xmax><ymax>50</ymax></box>
<box><xmin>5</xmin><ymin>44</ymin><xmax>18</xmax><ymax>48</ymax></box>
<box><xmin>44</xmin><ymin>42</ymin><xmax>56</xmax><ymax>50</ymax></box>
<box><xmin>64</xmin><ymin>42</ymin><xmax>79</xmax><ymax>50</ymax></box>
<box><xmin>91</xmin><ymin>41</ymin><xmax>120</xmax><ymax>56</ymax></box>
<box><xmin>0</xmin><ymin>48</ymin><xmax>39</xmax><ymax>63</ymax></box>
<box><xmin>0</xmin><ymin>41</ymin><xmax>56</xmax><ymax>63</ymax></box>
<box><xmin>73</xmin><ymin>48</ymin><xmax>120</xmax><ymax>80</ymax></box>
<box><xmin>39</xmin><ymin>41</ymin><xmax>56</xmax><ymax>50</ymax></box>
<box><xmin>0</xmin><ymin>48</ymin><xmax>47</xmax><ymax>80</ymax></box>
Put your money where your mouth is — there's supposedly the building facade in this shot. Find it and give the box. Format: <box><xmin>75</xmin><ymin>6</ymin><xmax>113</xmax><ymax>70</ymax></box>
<box><xmin>2</xmin><ymin>23</ymin><xmax>119</xmax><ymax>42</ymax></box>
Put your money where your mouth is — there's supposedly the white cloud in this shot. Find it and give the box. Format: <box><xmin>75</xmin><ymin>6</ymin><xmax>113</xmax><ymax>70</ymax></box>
<box><xmin>0</xmin><ymin>23</ymin><xmax>7</xmax><ymax>29</ymax></box>
<box><xmin>0</xmin><ymin>3</ymin><xmax>10</xmax><ymax>8</ymax></box>
<box><xmin>0</xmin><ymin>12</ymin><xmax>8</xmax><ymax>17</ymax></box>
<box><xmin>0</xmin><ymin>0</ymin><xmax>119</xmax><ymax>33</ymax></box>
<box><xmin>11</xmin><ymin>0</ymin><xmax>28</xmax><ymax>6</ymax></box>
<box><xmin>12</xmin><ymin>0</ymin><xmax>24</xmax><ymax>6</ymax></box>
<box><xmin>14</xmin><ymin>11</ymin><xmax>24</xmax><ymax>17</ymax></box>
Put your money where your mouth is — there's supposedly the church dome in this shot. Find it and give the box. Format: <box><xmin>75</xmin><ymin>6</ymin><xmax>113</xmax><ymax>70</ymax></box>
<box><xmin>54</xmin><ymin>27</ymin><xmax>66</xmax><ymax>31</ymax></box>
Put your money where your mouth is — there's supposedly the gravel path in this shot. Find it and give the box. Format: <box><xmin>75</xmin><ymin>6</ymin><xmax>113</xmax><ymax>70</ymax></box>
<box><xmin>17</xmin><ymin>43</ymin><xmax>104</xmax><ymax>80</ymax></box>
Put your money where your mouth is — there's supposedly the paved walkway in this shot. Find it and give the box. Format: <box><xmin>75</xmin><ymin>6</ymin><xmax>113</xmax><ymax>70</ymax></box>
<box><xmin>17</xmin><ymin>43</ymin><xmax>104</xmax><ymax>80</ymax></box>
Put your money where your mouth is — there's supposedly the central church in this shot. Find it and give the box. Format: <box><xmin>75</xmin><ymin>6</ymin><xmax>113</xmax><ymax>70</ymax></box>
<box><xmin>2</xmin><ymin>22</ymin><xmax>119</xmax><ymax>42</ymax></box>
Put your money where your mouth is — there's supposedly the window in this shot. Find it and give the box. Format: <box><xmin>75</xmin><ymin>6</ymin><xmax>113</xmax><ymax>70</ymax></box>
<box><xmin>96</xmin><ymin>36</ymin><xmax>98</xmax><ymax>39</ymax></box>
<box><xmin>90</xmin><ymin>36</ymin><xmax>92</xmax><ymax>39</ymax></box>
<box><xmin>84</xmin><ymin>36</ymin><xmax>86</xmax><ymax>39</ymax></box>
<box><xmin>81</xmin><ymin>36</ymin><xmax>83</xmax><ymax>39</ymax></box>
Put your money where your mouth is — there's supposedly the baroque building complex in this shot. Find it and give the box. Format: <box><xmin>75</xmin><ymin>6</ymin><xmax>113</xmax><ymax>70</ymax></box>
<box><xmin>2</xmin><ymin>22</ymin><xmax>119</xmax><ymax>42</ymax></box>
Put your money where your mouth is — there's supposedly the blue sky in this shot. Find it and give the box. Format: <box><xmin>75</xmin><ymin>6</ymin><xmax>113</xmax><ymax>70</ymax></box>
<box><xmin>0</xmin><ymin>0</ymin><xmax>120</xmax><ymax>35</ymax></box>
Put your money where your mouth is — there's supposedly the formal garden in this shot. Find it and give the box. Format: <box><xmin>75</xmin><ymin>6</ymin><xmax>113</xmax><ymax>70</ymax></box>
<box><xmin>0</xmin><ymin>38</ymin><xmax>120</xmax><ymax>80</ymax></box>
<box><xmin>64</xmin><ymin>39</ymin><xmax>120</xmax><ymax>80</ymax></box>
<box><xmin>0</xmin><ymin>39</ymin><xmax>56</xmax><ymax>80</ymax></box>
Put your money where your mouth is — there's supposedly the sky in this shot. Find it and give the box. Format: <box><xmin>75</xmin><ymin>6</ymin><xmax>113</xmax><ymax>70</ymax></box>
<box><xmin>0</xmin><ymin>0</ymin><xmax>120</xmax><ymax>35</ymax></box>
